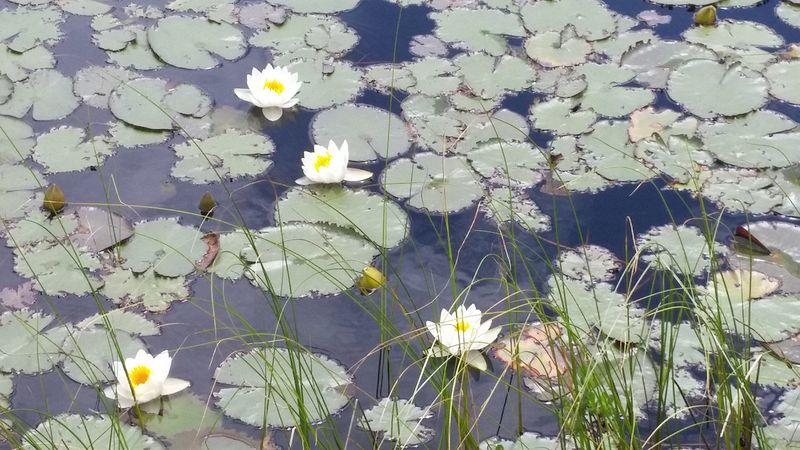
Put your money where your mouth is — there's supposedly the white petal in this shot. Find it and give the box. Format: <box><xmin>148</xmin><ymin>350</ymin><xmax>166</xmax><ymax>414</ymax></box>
<box><xmin>139</xmin><ymin>399</ymin><xmax>161</xmax><ymax>414</ymax></box>
<box><xmin>234</xmin><ymin>88</ymin><xmax>260</xmax><ymax>106</ymax></box>
<box><xmin>425</xmin><ymin>344</ymin><xmax>451</xmax><ymax>358</ymax></box>
<box><xmin>463</xmin><ymin>351</ymin><xmax>487</xmax><ymax>371</ymax></box>
<box><xmin>282</xmin><ymin>97</ymin><xmax>299</xmax><ymax>108</ymax></box>
<box><xmin>161</xmin><ymin>378</ymin><xmax>190</xmax><ymax>396</ymax></box>
<box><xmin>295</xmin><ymin>176</ymin><xmax>315</xmax><ymax>185</ymax></box>
<box><xmin>425</xmin><ymin>321</ymin><xmax>439</xmax><ymax>340</ymax></box>
<box><xmin>103</xmin><ymin>385</ymin><xmax>117</xmax><ymax>401</ymax></box>
<box><xmin>262</xmin><ymin>107</ymin><xmax>283</xmax><ymax>121</ymax></box>
<box><xmin>344</xmin><ymin>168</ymin><xmax>372</xmax><ymax>182</ymax></box>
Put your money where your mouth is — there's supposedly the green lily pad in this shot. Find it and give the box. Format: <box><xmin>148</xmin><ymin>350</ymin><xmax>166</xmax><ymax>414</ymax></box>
<box><xmin>525</xmin><ymin>28</ymin><xmax>592</xmax><ymax>67</ymax></box>
<box><xmin>765</xmin><ymin>61</ymin><xmax>800</xmax><ymax>104</ymax></box>
<box><xmin>274</xmin><ymin>51</ymin><xmax>362</xmax><ymax>110</ymax></box>
<box><xmin>310</xmin><ymin>104</ymin><xmax>411</xmax><ymax>162</ymax></box>
<box><xmin>0</xmin><ymin>44</ymin><xmax>54</xmax><ymax>82</ymax></box>
<box><xmin>621</xmin><ymin>39</ymin><xmax>718</xmax><ymax>89</ymax></box>
<box><xmin>432</xmin><ymin>8</ymin><xmax>525</xmax><ymax>56</ymax></box>
<box><xmin>454</xmin><ymin>109</ymin><xmax>530</xmax><ymax>153</ymax></box>
<box><xmin>481</xmin><ymin>432</ymin><xmax>574</xmax><ymax>450</ymax></box>
<box><xmin>119</xmin><ymin>218</ymin><xmax>207</xmax><ymax>277</ymax></box>
<box><xmin>0</xmin><ymin>309</ymin><xmax>66</xmax><ymax>374</ymax></box>
<box><xmin>0</xmin><ymin>115</ymin><xmax>34</xmax><ymax>163</ymax></box>
<box><xmin>466</xmin><ymin>141</ymin><xmax>547</xmax><ymax>187</ymax></box>
<box><xmin>0</xmin><ymin>163</ymin><xmax>40</xmax><ymax>192</ymax></box>
<box><xmin>32</xmin><ymin>126</ymin><xmax>114</xmax><ymax>173</ymax></box>
<box><xmin>3</xmin><ymin>209</ymin><xmax>78</xmax><ymax>247</ymax></box>
<box><xmin>107</xmin><ymin>121</ymin><xmax>171</xmax><ymax>148</ymax></box>
<box><xmin>102</xmin><ymin>267</ymin><xmax>189</xmax><ymax>312</ymax></box>
<box><xmin>109</xmin><ymin>78</ymin><xmax>212</xmax><ymax>130</ymax></box>
<box><xmin>237</xmin><ymin>3</ymin><xmax>287</xmax><ymax>29</ymax></box>
<box><xmin>267</xmin><ymin>0</ymin><xmax>360</xmax><ymax>13</ymax></box>
<box><xmin>557</xmin><ymin>245</ymin><xmax>621</xmax><ymax>287</ymax></box>
<box><xmin>0</xmin><ymin>7</ymin><xmax>63</xmax><ymax>53</ymax></box>
<box><xmin>578</xmin><ymin>121</ymin><xmax>653</xmax><ymax>182</ymax></box>
<box><xmin>530</xmin><ymin>97</ymin><xmax>597</xmax><ymax>135</ymax></box>
<box><xmin>76</xmin><ymin>309</ymin><xmax>160</xmax><ymax>336</ymax></box>
<box><xmin>22</xmin><ymin>414</ymin><xmax>165</xmax><ymax>449</ymax></box>
<box><xmin>454</xmin><ymin>53</ymin><xmax>535</xmax><ymax>100</ymax></box>
<box><xmin>520</xmin><ymin>0</ymin><xmax>616</xmax><ymax>41</ymax></box>
<box><xmin>58</xmin><ymin>0</ymin><xmax>113</xmax><ymax>15</ymax></box>
<box><xmin>94</xmin><ymin>27</ymin><xmax>136</xmax><ymax>51</ymax></box>
<box><xmin>635</xmin><ymin>134</ymin><xmax>711</xmax><ymax>183</ymax></box>
<box><xmin>404</xmin><ymin>57</ymin><xmax>460</xmax><ymax>96</ymax></box>
<box><xmin>214</xmin><ymin>347</ymin><xmax>352</xmax><ymax>428</ymax></box>
<box><xmin>638</xmin><ymin>224</ymin><xmax>722</xmax><ymax>277</ymax></box>
<box><xmin>105</xmin><ymin>27</ymin><xmax>165</xmax><ymax>71</ymax></box>
<box><xmin>14</xmin><ymin>242</ymin><xmax>104</xmax><ymax>296</ymax></box>
<box><xmin>778</xmin><ymin>2</ymin><xmax>800</xmax><ymax>29</ymax></box>
<box><xmin>410</xmin><ymin>34</ymin><xmax>447</xmax><ymax>57</ymax></box>
<box><xmin>74</xmin><ymin>65</ymin><xmax>136</xmax><ymax>109</ymax></box>
<box><xmin>241</xmin><ymin>223</ymin><xmax>380</xmax><ymax>297</ymax></box>
<box><xmin>171</xmin><ymin>130</ymin><xmax>274</xmax><ymax>184</ymax></box>
<box><xmin>382</xmin><ymin>153</ymin><xmax>483</xmax><ymax>214</ymax></box>
<box><xmin>667</xmin><ymin>60</ymin><xmax>768</xmax><ymax>118</ymax></box>
<box><xmin>0</xmin><ymin>69</ymin><xmax>79</xmax><ymax>120</ymax></box>
<box><xmin>699</xmin><ymin>110</ymin><xmax>800</xmax><ymax>168</ymax></box>
<box><xmin>683</xmin><ymin>20</ymin><xmax>783</xmax><ymax>50</ymax></box>
<box><xmin>250</xmin><ymin>14</ymin><xmax>357</xmax><ymax>55</ymax></box>
<box><xmin>359</xmin><ymin>398</ymin><xmax>434</xmax><ymax>447</ymax></box>
<box><xmin>593</xmin><ymin>29</ymin><xmax>656</xmax><ymax>63</ymax></box>
<box><xmin>482</xmin><ymin>187</ymin><xmax>551</xmax><ymax>232</ymax></box>
<box><xmin>61</xmin><ymin>327</ymin><xmax>145</xmax><ymax>385</ymax></box>
<box><xmin>147</xmin><ymin>16</ymin><xmax>246</xmax><ymax>69</ymax></box>
<box><xmin>575</xmin><ymin>63</ymin><xmax>655</xmax><ymax>118</ymax></box>
<box><xmin>208</xmin><ymin>230</ymin><xmax>252</xmax><ymax>280</ymax></box>
<box><xmin>277</xmin><ymin>186</ymin><xmax>409</xmax><ymax>249</ymax></box>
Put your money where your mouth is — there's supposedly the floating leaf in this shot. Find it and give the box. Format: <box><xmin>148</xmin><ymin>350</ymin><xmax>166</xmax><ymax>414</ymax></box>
<box><xmin>3</xmin><ymin>209</ymin><xmax>77</xmax><ymax>247</ymax></box>
<box><xmin>481</xmin><ymin>432</ymin><xmax>574</xmax><ymax>450</ymax></box>
<box><xmin>765</xmin><ymin>60</ymin><xmax>800</xmax><ymax>104</ymax></box>
<box><xmin>683</xmin><ymin>20</ymin><xmax>782</xmax><ymax>50</ymax></box>
<box><xmin>454</xmin><ymin>53</ymin><xmax>535</xmax><ymax>99</ymax></box>
<box><xmin>74</xmin><ymin>65</ymin><xmax>136</xmax><ymax>109</ymax></box>
<box><xmin>119</xmin><ymin>218</ymin><xmax>207</xmax><ymax>278</ymax></box>
<box><xmin>482</xmin><ymin>187</ymin><xmax>551</xmax><ymax>232</ymax></box>
<box><xmin>667</xmin><ymin>60</ymin><xmax>768</xmax><ymax>118</ymax></box>
<box><xmin>310</xmin><ymin>104</ymin><xmax>411</xmax><ymax>162</ymax></box>
<box><xmin>214</xmin><ymin>347</ymin><xmax>352</xmax><ymax>428</ymax></box>
<box><xmin>410</xmin><ymin>34</ymin><xmax>447</xmax><ymax>57</ymax></box>
<box><xmin>274</xmin><ymin>52</ymin><xmax>362</xmax><ymax>110</ymax></box>
<box><xmin>381</xmin><ymin>153</ymin><xmax>482</xmax><ymax>214</ymax></box>
<box><xmin>105</xmin><ymin>27</ymin><xmax>165</xmax><ymax>71</ymax></box>
<box><xmin>58</xmin><ymin>0</ymin><xmax>112</xmax><ymax>15</ymax></box>
<box><xmin>147</xmin><ymin>16</ymin><xmax>246</xmax><ymax>69</ymax></box>
<box><xmin>493</xmin><ymin>323</ymin><xmax>570</xmax><ymax>396</ymax></box>
<box><xmin>0</xmin><ymin>281</ymin><xmax>36</xmax><ymax>309</ymax></box>
<box><xmin>520</xmin><ymin>0</ymin><xmax>616</xmax><ymax>41</ymax></box>
<box><xmin>729</xmin><ymin>221</ymin><xmax>800</xmax><ymax>295</ymax></box>
<box><xmin>69</xmin><ymin>207</ymin><xmax>133</xmax><ymax>252</ymax></box>
<box><xmin>32</xmin><ymin>126</ymin><xmax>113</xmax><ymax>173</ymax></box>
<box><xmin>578</xmin><ymin>121</ymin><xmax>652</xmax><ymax>182</ymax></box>
<box><xmin>102</xmin><ymin>267</ymin><xmax>189</xmax><ymax>312</ymax></box>
<box><xmin>171</xmin><ymin>130</ymin><xmax>274</xmax><ymax>184</ymax></box>
<box><xmin>21</xmin><ymin>414</ymin><xmax>165</xmax><ymax>449</ymax></box>
<box><xmin>466</xmin><ymin>141</ymin><xmax>547</xmax><ymax>187</ymax></box>
<box><xmin>699</xmin><ymin>110</ymin><xmax>800</xmax><ymax>168</ymax></box>
<box><xmin>557</xmin><ymin>245</ymin><xmax>621</xmax><ymax>286</ymax></box>
<box><xmin>109</xmin><ymin>78</ymin><xmax>212</xmax><ymax>130</ymax></box>
<box><xmin>250</xmin><ymin>14</ymin><xmax>357</xmax><ymax>55</ymax></box>
<box><xmin>628</xmin><ymin>107</ymin><xmax>681</xmax><ymax>143</ymax></box>
<box><xmin>0</xmin><ymin>69</ymin><xmax>79</xmax><ymax>120</ymax></box>
<box><xmin>530</xmin><ymin>97</ymin><xmax>597</xmax><ymax>136</ymax></box>
<box><xmin>267</xmin><ymin>0</ymin><xmax>360</xmax><ymax>13</ymax></box>
<box><xmin>277</xmin><ymin>186</ymin><xmax>409</xmax><ymax>249</ymax></box>
<box><xmin>208</xmin><ymin>231</ymin><xmax>251</xmax><ymax>280</ymax></box>
<box><xmin>0</xmin><ymin>309</ymin><xmax>66</xmax><ymax>374</ymax></box>
<box><xmin>778</xmin><ymin>3</ymin><xmax>800</xmax><ymax>30</ymax></box>
<box><xmin>107</xmin><ymin>121</ymin><xmax>171</xmax><ymax>148</ymax></box>
<box><xmin>638</xmin><ymin>224</ymin><xmax>722</xmax><ymax>277</ymax></box>
<box><xmin>575</xmin><ymin>63</ymin><xmax>654</xmax><ymax>118</ymax></box>
<box><xmin>14</xmin><ymin>243</ymin><xmax>103</xmax><ymax>296</ymax></box>
<box><xmin>621</xmin><ymin>39</ymin><xmax>717</xmax><ymax>89</ymax></box>
<box><xmin>0</xmin><ymin>7</ymin><xmax>63</xmax><ymax>53</ymax></box>
<box><xmin>525</xmin><ymin>29</ymin><xmax>592</xmax><ymax>67</ymax></box>
<box><xmin>0</xmin><ymin>115</ymin><xmax>34</xmax><ymax>163</ymax></box>
<box><xmin>61</xmin><ymin>326</ymin><xmax>145</xmax><ymax>385</ymax></box>
<box><xmin>432</xmin><ymin>8</ymin><xmax>525</xmax><ymax>56</ymax></box>
<box><xmin>0</xmin><ymin>44</ymin><xmax>54</xmax><ymax>83</ymax></box>
<box><xmin>359</xmin><ymin>398</ymin><xmax>434</xmax><ymax>447</ymax></box>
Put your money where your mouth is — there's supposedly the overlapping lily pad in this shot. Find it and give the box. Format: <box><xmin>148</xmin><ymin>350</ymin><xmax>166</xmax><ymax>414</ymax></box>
<box><xmin>119</xmin><ymin>218</ymin><xmax>207</xmax><ymax>278</ymax></box>
<box><xmin>102</xmin><ymin>268</ymin><xmax>189</xmax><ymax>312</ymax></box>
<box><xmin>250</xmin><ymin>14</ymin><xmax>357</xmax><ymax>55</ymax></box>
<box><xmin>14</xmin><ymin>242</ymin><xmax>104</xmax><ymax>296</ymax></box>
<box><xmin>273</xmin><ymin>51</ymin><xmax>363</xmax><ymax>110</ymax></box>
<box><xmin>520</xmin><ymin>0</ymin><xmax>616</xmax><ymax>41</ymax></box>
<box><xmin>0</xmin><ymin>69</ymin><xmax>79</xmax><ymax>120</ymax></box>
<box><xmin>22</xmin><ymin>414</ymin><xmax>165</xmax><ymax>449</ymax></box>
<box><xmin>147</xmin><ymin>16</ymin><xmax>246</xmax><ymax>69</ymax></box>
<box><xmin>359</xmin><ymin>398</ymin><xmax>434</xmax><ymax>446</ymax></box>
<box><xmin>0</xmin><ymin>309</ymin><xmax>67</xmax><ymax>374</ymax></box>
<box><xmin>699</xmin><ymin>110</ymin><xmax>800</xmax><ymax>168</ymax></box>
<box><xmin>0</xmin><ymin>44</ymin><xmax>54</xmax><ymax>82</ymax></box>
<box><xmin>454</xmin><ymin>53</ymin><xmax>535</xmax><ymax>99</ymax></box>
<box><xmin>109</xmin><ymin>78</ymin><xmax>212</xmax><ymax>130</ymax></box>
<box><xmin>171</xmin><ymin>130</ymin><xmax>274</xmax><ymax>184</ymax></box>
<box><xmin>0</xmin><ymin>7</ymin><xmax>63</xmax><ymax>53</ymax></box>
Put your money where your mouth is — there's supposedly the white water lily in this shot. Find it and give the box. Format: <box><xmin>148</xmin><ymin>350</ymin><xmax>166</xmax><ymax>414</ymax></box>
<box><xmin>296</xmin><ymin>140</ymin><xmax>372</xmax><ymax>185</ymax></box>
<box><xmin>425</xmin><ymin>304</ymin><xmax>501</xmax><ymax>371</ymax></box>
<box><xmin>234</xmin><ymin>64</ymin><xmax>301</xmax><ymax>121</ymax></box>
<box><xmin>103</xmin><ymin>349</ymin><xmax>190</xmax><ymax>412</ymax></box>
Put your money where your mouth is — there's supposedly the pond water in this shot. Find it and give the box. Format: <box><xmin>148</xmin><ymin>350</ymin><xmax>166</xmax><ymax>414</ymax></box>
<box><xmin>2</xmin><ymin>0</ymin><xmax>800</xmax><ymax>448</ymax></box>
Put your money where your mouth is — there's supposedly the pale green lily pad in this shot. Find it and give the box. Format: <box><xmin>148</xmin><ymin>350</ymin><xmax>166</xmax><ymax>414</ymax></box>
<box><xmin>638</xmin><ymin>224</ymin><xmax>721</xmax><ymax>277</ymax></box>
<box><xmin>142</xmin><ymin>392</ymin><xmax>228</xmax><ymax>444</ymax></box>
<box><xmin>171</xmin><ymin>130</ymin><xmax>274</xmax><ymax>184</ymax></box>
<box><xmin>106</xmin><ymin>27</ymin><xmax>165</xmax><ymax>71</ymax></box>
<box><xmin>0</xmin><ymin>163</ymin><xmax>42</xmax><ymax>192</ymax></box>
<box><xmin>0</xmin><ymin>7</ymin><xmax>63</xmax><ymax>53</ymax></box>
<box><xmin>557</xmin><ymin>245</ymin><xmax>621</xmax><ymax>286</ymax></box>
<box><xmin>74</xmin><ymin>65</ymin><xmax>136</xmax><ymax>109</ymax></box>
<box><xmin>466</xmin><ymin>141</ymin><xmax>547</xmax><ymax>187</ymax></box>
<box><xmin>635</xmin><ymin>134</ymin><xmax>711</xmax><ymax>183</ymax></box>
<box><xmin>454</xmin><ymin>109</ymin><xmax>530</xmax><ymax>153</ymax></box>
<box><xmin>76</xmin><ymin>309</ymin><xmax>160</xmax><ymax>336</ymax></box>
<box><xmin>214</xmin><ymin>347</ymin><xmax>352</xmax><ymax>428</ymax></box>
<box><xmin>667</xmin><ymin>60</ymin><xmax>768</xmax><ymax>118</ymax></box>
<box><xmin>107</xmin><ymin>121</ymin><xmax>171</xmax><ymax>148</ymax></box>
<box><xmin>525</xmin><ymin>28</ymin><xmax>592</xmax><ymax>67</ymax></box>
<box><xmin>0</xmin><ymin>76</ymin><xmax>9</xmax><ymax>103</ymax></box>
<box><xmin>14</xmin><ymin>242</ymin><xmax>104</xmax><ymax>296</ymax></box>
<box><xmin>482</xmin><ymin>187</ymin><xmax>551</xmax><ymax>232</ymax></box>
<box><xmin>575</xmin><ymin>63</ymin><xmax>655</xmax><ymax>118</ymax></box>
<box><xmin>778</xmin><ymin>3</ymin><xmax>800</xmax><ymax>29</ymax></box>
<box><xmin>277</xmin><ymin>186</ymin><xmax>409</xmax><ymax>249</ymax></box>
<box><xmin>547</xmin><ymin>277</ymin><xmax>646</xmax><ymax>344</ymax></box>
<box><xmin>628</xmin><ymin>107</ymin><xmax>681</xmax><ymax>142</ymax></box>
<box><xmin>208</xmin><ymin>230</ymin><xmax>251</xmax><ymax>280</ymax></box>
<box><xmin>593</xmin><ymin>29</ymin><xmax>656</xmax><ymax>63</ymax></box>
<box><xmin>410</xmin><ymin>34</ymin><xmax>447</xmax><ymax>57</ymax></box>
<box><xmin>3</xmin><ymin>209</ymin><xmax>77</xmax><ymax>247</ymax></box>
<box><xmin>530</xmin><ymin>97</ymin><xmax>597</xmax><ymax>135</ymax></box>
<box><xmin>166</xmin><ymin>0</ymin><xmax>232</xmax><ymax>14</ymax></box>
<box><xmin>520</xmin><ymin>0</ymin><xmax>616</xmax><ymax>41</ymax></box>
<box><xmin>405</xmin><ymin>58</ymin><xmax>460</xmax><ymax>96</ymax></box>
<box><xmin>237</xmin><ymin>3</ymin><xmax>287</xmax><ymax>29</ymax></box>
<box><xmin>57</xmin><ymin>0</ymin><xmax>112</xmax><ymax>15</ymax></box>
<box><xmin>102</xmin><ymin>267</ymin><xmax>189</xmax><ymax>312</ymax></box>
<box><xmin>0</xmin><ymin>69</ymin><xmax>79</xmax><ymax>120</ymax></box>
<box><xmin>22</xmin><ymin>414</ymin><xmax>165</xmax><ymax>449</ymax></box>
<box><xmin>359</xmin><ymin>398</ymin><xmax>434</xmax><ymax>447</ymax></box>
<box><xmin>109</xmin><ymin>78</ymin><xmax>212</xmax><ymax>130</ymax></box>
<box><xmin>0</xmin><ymin>44</ymin><xmax>54</xmax><ymax>82</ymax></box>
<box><xmin>382</xmin><ymin>153</ymin><xmax>482</xmax><ymax>214</ymax></box>
<box><xmin>274</xmin><ymin>51</ymin><xmax>362</xmax><ymax>110</ymax></box>
<box><xmin>699</xmin><ymin>110</ymin><xmax>800</xmax><ymax>168</ymax></box>
<box><xmin>480</xmin><ymin>432</ymin><xmax>574</xmax><ymax>450</ymax></box>
<box><xmin>32</xmin><ymin>126</ymin><xmax>114</xmax><ymax>173</ymax></box>
<box><xmin>454</xmin><ymin>53</ymin><xmax>535</xmax><ymax>100</ymax></box>
<box><xmin>621</xmin><ymin>39</ymin><xmax>718</xmax><ymax>89</ymax></box>
<box><xmin>545</xmin><ymin>136</ymin><xmax>614</xmax><ymax>193</ymax></box>
<box><xmin>578</xmin><ymin>121</ymin><xmax>653</xmax><ymax>182</ymax></box>
<box><xmin>766</xmin><ymin>61</ymin><xmax>800</xmax><ymax>104</ymax></box>
<box><xmin>432</xmin><ymin>8</ymin><xmax>525</xmax><ymax>56</ymax></box>
<box><xmin>531</xmin><ymin>67</ymin><xmax>588</xmax><ymax>98</ymax></box>
<box><xmin>250</xmin><ymin>14</ymin><xmax>357</xmax><ymax>55</ymax></box>
<box><xmin>147</xmin><ymin>16</ymin><xmax>246</xmax><ymax>69</ymax></box>
<box><xmin>683</xmin><ymin>20</ymin><xmax>783</xmax><ymax>50</ymax></box>
<box><xmin>310</xmin><ymin>104</ymin><xmax>411</xmax><ymax>162</ymax></box>
<box><xmin>690</xmin><ymin>168</ymin><xmax>782</xmax><ymax>214</ymax></box>
<box><xmin>268</xmin><ymin>0</ymin><xmax>360</xmax><ymax>13</ymax></box>
<box><xmin>0</xmin><ymin>115</ymin><xmax>34</xmax><ymax>163</ymax></box>
<box><xmin>241</xmin><ymin>224</ymin><xmax>380</xmax><ymax>297</ymax></box>
<box><xmin>119</xmin><ymin>218</ymin><xmax>207</xmax><ymax>277</ymax></box>
<box><xmin>61</xmin><ymin>327</ymin><xmax>145</xmax><ymax>385</ymax></box>
<box><xmin>0</xmin><ymin>309</ymin><xmax>66</xmax><ymax>374</ymax></box>
<box><xmin>94</xmin><ymin>28</ymin><xmax>137</xmax><ymax>51</ymax></box>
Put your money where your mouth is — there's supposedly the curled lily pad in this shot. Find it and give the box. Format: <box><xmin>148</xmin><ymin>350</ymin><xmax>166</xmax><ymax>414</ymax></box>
<box><xmin>119</xmin><ymin>218</ymin><xmax>207</xmax><ymax>278</ymax></box>
<box><xmin>147</xmin><ymin>16</ymin><xmax>246</xmax><ymax>69</ymax></box>
<box><xmin>520</xmin><ymin>0</ymin><xmax>616</xmax><ymax>41</ymax></box>
<box><xmin>277</xmin><ymin>186</ymin><xmax>409</xmax><ymax>249</ymax></box>
<box><xmin>32</xmin><ymin>126</ymin><xmax>114</xmax><ymax>173</ymax></box>
<box><xmin>22</xmin><ymin>414</ymin><xmax>165</xmax><ymax>449</ymax></box>
<box><xmin>0</xmin><ymin>69</ymin><xmax>79</xmax><ymax>120</ymax></box>
<box><xmin>0</xmin><ymin>7</ymin><xmax>63</xmax><ymax>53</ymax></box>
<box><xmin>699</xmin><ymin>110</ymin><xmax>800</xmax><ymax>168</ymax></box>
<box><xmin>109</xmin><ymin>78</ymin><xmax>212</xmax><ymax>130</ymax></box>
<box><xmin>432</xmin><ymin>8</ymin><xmax>525</xmax><ymax>56</ymax></box>
<box><xmin>310</xmin><ymin>104</ymin><xmax>411</xmax><ymax>162</ymax></box>
<box><xmin>0</xmin><ymin>309</ymin><xmax>67</xmax><ymax>374</ymax></box>
<box><xmin>171</xmin><ymin>130</ymin><xmax>274</xmax><ymax>184</ymax></box>
<box><xmin>102</xmin><ymin>267</ymin><xmax>189</xmax><ymax>312</ymax></box>
<box><xmin>0</xmin><ymin>44</ymin><xmax>54</xmax><ymax>82</ymax></box>
<box><xmin>214</xmin><ymin>347</ymin><xmax>352</xmax><ymax>428</ymax></box>
<box><xmin>381</xmin><ymin>153</ymin><xmax>482</xmax><ymax>214</ymax></box>
<box><xmin>359</xmin><ymin>398</ymin><xmax>434</xmax><ymax>447</ymax></box>
<box><xmin>667</xmin><ymin>60</ymin><xmax>768</xmax><ymax>118</ymax></box>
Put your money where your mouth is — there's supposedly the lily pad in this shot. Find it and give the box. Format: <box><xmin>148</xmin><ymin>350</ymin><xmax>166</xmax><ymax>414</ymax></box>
<box><xmin>109</xmin><ymin>78</ymin><xmax>212</xmax><ymax>130</ymax></box>
<box><xmin>74</xmin><ymin>65</ymin><xmax>136</xmax><ymax>109</ymax></box>
<box><xmin>578</xmin><ymin>121</ymin><xmax>653</xmax><ymax>182</ymax></box>
<box><xmin>0</xmin><ymin>7</ymin><xmax>63</xmax><ymax>53</ymax></box>
<box><xmin>32</xmin><ymin>126</ymin><xmax>114</xmax><ymax>173</ymax></box>
<box><xmin>466</xmin><ymin>141</ymin><xmax>547</xmax><ymax>186</ymax></box>
<box><xmin>699</xmin><ymin>110</ymin><xmax>800</xmax><ymax>168</ymax></box>
<box><xmin>107</xmin><ymin>121</ymin><xmax>171</xmax><ymax>148</ymax></box>
<box><xmin>0</xmin><ymin>44</ymin><xmax>54</xmax><ymax>82</ymax></box>
<box><xmin>102</xmin><ymin>267</ymin><xmax>189</xmax><ymax>312</ymax></box>
<box><xmin>525</xmin><ymin>28</ymin><xmax>592</xmax><ymax>67</ymax></box>
<box><xmin>3</xmin><ymin>209</ymin><xmax>78</xmax><ymax>247</ymax></box>
<box><xmin>250</xmin><ymin>14</ymin><xmax>357</xmax><ymax>55</ymax></box>
<box><xmin>0</xmin><ymin>309</ymin><xmax>66</xmax><ymax>374</ymax></box>
<box><xmin>530</xmin><ymin>97</ymin><xmax>597</xmax><ymax>136</ymax></box>
<box><xmin>638</xmin><ymin>224</ymin><xmax>722</xmax><ymax>277</ymax></box>
<box><xmin>359</xmin><ymin>398</ymin><xmax>434</xmax><ymax>446</ymax></box>
<box><xmin>119</xmin><ymin>218</ymin><xmax>207</xmax><ymax>278</ymax></box>
<box><xmin>432</xmin><ymin>8</ymin><xmax>525</xmax><ymax>56</ymax></box>
<box><xmin>105</xmin><ymin>27</ymin><xmax>165</xmax><ymax>71</ymax></box>
<box><xmin>277</xmin><ymin>186</ymin><xmax>409</xmax><ymax>249</ymax></box>
<box><xmin>481</xmin><ymin>432</ymin><xmax>573</xmax><ymax>450</ymax></box>
<box><xmin>14</xmin><ymin>242</ymin><xmax>104</xmax><ymax>296</ymax></box>
<box><xmin>520</xmin><ymin>0</ymin><xmax>616</xmax><ymax>41</ymax></box>
<box><xmin>557</xmin><ymin>245</ymin><xmax>621</xmax><ymax>286</ymax></box>
<box><xmin>22</xmin><ymin>414</ymin><xmax>165</xmax><ymax>449</ymax></box>
<box><xmin>0</xmin><ymin>69</ymin><xmax>79</xmax><ymax>120</ymax></box>
<box><xmin>482</xmin><ymin>187</ymin><xmax>551</xmax><ymax>232</ymax></box>
<box><xmin>0</xmin><ymin>115</ymin><xmax>34</xmax><ymax>163</ymax></box>
<box><xmin>60</xmin><ymin>326</ymin><xmax>146</xmax><ymax>386</ymax></box>
<box><xmin>381</xmin><ymin>153</ymin><xmax>483</xmax><ymax>214</ymax></box>
<box><xmin>214</xmin><ymin>347</ymin><xmax>352</xmax><ymax>428</ymax></box>
<box><xmin>147</xmin><ymin>16</ymin><xmax>246</xmax><ymax>69</ymax></box>
<box><xmin>778</xmin><ymin>3</ymin><xmax>800</xmax><ymax>29</ymax></box>
<box><xmin>575</xmin><ymin>63</ymin><xmax>655</xmax><ymax>118</ymax></box>
<box><xmin>57</xmin><ymin>0</ymin><xmax>112</xmax><ymax>15</ymax></box>
<box><xmin>455</xmin><ymin>53</ymin><xmax>535</xmax><ymax>100</ymax></box>
<box><xmin>267</xmin><ymin>0</ymin><xmax>360</xmax><ymax>13</ymax></box>
<box><xmin>274</xmin><ymin>51</ymin><xmax>362</xmax><ymax>110</ymax></box>
<box><xmin>683</xmin><ymin>20</ymin><xmax>783</xmax><ymax>50</ymax></box>
<box><xmin>765</xmin><ymin>60</ymin><xmax>800</xmax><ymax>104</ymax></box>
<box><xmin>621</xmin><ymin>39</ymin><xmax>718</xmax><ymax>89</ymax></box>
<box><xmin>171</xmin><ymin>130</ymin><xmax>274</xmax><ymax>184</ymax></box>
<box><xmin>310</xmin><ymin>104</ymin><xmax>411</xmax><ymax>162</ymax></box>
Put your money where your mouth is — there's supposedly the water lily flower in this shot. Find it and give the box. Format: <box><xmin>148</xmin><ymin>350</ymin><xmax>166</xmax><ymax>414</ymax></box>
<box><xmin>425</xmin><ymin>304</ymin><xmax>501</xmax><ymax>371</ymax></box>
<box><xmin>296</xmin><ymin>140</ymin><xmax>372</xmax><ymax>185</ymax></box>
<box><xmin>103</xmin><ymin>350</ymin><xmax>190</xmax><ymax>412</ymax></box>
<box><xmin>234</xmin><ymin>64</ymin><xmax>301</xmax><ymax>121</ymax></box>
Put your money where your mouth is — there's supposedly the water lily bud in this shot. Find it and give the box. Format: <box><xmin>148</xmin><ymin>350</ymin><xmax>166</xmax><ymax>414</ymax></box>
<box><xmin>199</xmin><ymin>192</ymin><xmax>216</xmax><ymax>216</ymax></box>
<box><xmin>693</xmin><ymin>5</ymin><xmax>716</xmax><ymax>26</ymax></box>
<box><xmin>357</xmin><ymin>266</ymin><xmax>386</xmax><ymax>293</ymax></box>
<box><xmin>43</xmin><ymin>184</ymin><xmax>65</xmax><ymax>214</ymax></box>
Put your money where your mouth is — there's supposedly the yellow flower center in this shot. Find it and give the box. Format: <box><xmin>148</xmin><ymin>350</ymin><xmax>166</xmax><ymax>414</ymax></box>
<box><xmin>128</xmin><ymin>365</ymin><xmax>151</xmax><ymax>388</ymax></box>
<box><xmin>455</xmin><ymin>320</ymin><xmax>470</xmax><ymax>333</ymax></box>
<box><xmin>263</xmin><ymin>79</ymin><xmax>285</xmax><ymax>94</ymax></box>
<box><xmin>314</xmin><ymin>152</ymin><xmax>332</xmax><ymax>172</ymax></box>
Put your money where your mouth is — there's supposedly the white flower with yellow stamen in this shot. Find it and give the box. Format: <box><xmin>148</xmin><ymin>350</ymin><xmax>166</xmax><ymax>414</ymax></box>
<box><xmin>103</xmin><ymin>350</ymin><xmax>190</xmax><ymax>411</ymax></box>
<box><xmin>425</xmin><ymin>304</ymin><xmax>501</xmax><ymax>371</ymax></box>
<box><xmin>296</xmin><ymin>139</ymin><xmax>372</xmax><ymax>185</ymax></box>
<box><xmin>234</xmin><ymin>64</ymin><xmax>302</xmax><ymax>121</ymax></box>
